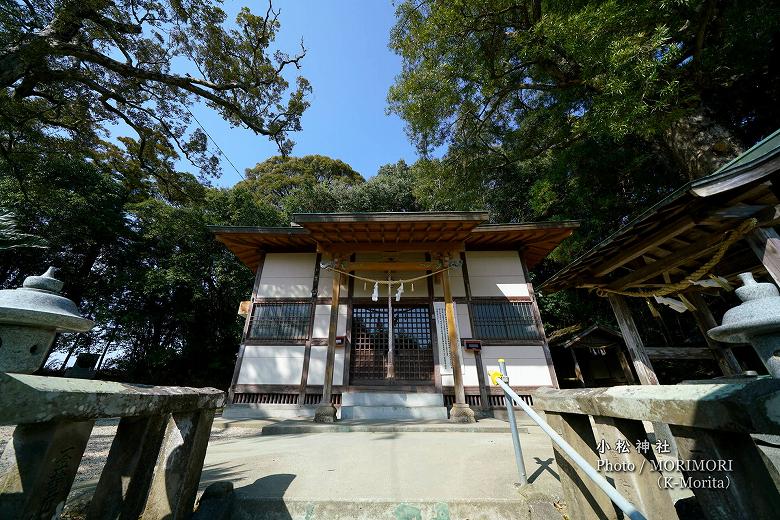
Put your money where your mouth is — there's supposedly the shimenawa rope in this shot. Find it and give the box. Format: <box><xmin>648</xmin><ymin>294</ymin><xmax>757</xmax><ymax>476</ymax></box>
<box><xmin>595</xmin><ymin>218</ymin><xmax>757</xmax><ymax>298</ymax></box>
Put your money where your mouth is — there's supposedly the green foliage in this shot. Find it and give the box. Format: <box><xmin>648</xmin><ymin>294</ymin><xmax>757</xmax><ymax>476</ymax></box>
<box><xmin>243</xmin><ymin>154</ymin><xmax>364</xmax><ymax>204</ymax></box>
<box><xmin>389</xmin><ymin>0</ymin><xmax>780</xmax><ymax>166</ymax></box>
<box><xmin>1</xmin><ymin>0</ymin><xmax>310</xmax><ymax>180</ymax></box>
<box><xmin>0</xmin><ymin>209</ymin><xmax>46</xmax><ymax>250</ymax></box>
<box><xmin>281</xmin><ymin>160</ymin><xmax>422</xmax><ymax>214</ymax></box>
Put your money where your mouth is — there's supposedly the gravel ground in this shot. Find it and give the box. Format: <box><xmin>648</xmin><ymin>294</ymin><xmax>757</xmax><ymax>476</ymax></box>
<box><xmin>0</xmin><ymin>417</ymin><xmax>261</xmax><ymax>519</ymax></box>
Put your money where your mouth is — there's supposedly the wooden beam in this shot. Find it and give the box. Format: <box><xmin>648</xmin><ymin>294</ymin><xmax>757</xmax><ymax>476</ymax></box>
<box><xmin>341</xmin><ymin>261</ymin><xmax>444</xmax><ymax>272</ymax></box>
<box><xmin>606</xmin><ymin>232</ymin><xmax>727</xmax><ymax>290</ymax></box>
<box><xmin>591</xmin><ymin>217</ymin><xmax>696</xmax><ymax>277</ymax></box>
<box><xmin>607</xmin><ymin>294</ymin><xmax>660</xmax><ymax>385</ymax></box>
<box><xmin>686</xmin><ymin>292</ymin><xmax>742</xmax><ymax>375</ymax></box>
<box><xmin>318</xmin><ymin>241</ymin><xmax>464</xmax><ymax>254</ymax></box>
<box><xmin>747</xmin><ymin>226</ymin><xmax>780</xmax><ymax>286</ymax></box>
<box><xmin>645</xmin><ymin>347</ymin><xmax>716</xmax><ymax>360</ymax></box>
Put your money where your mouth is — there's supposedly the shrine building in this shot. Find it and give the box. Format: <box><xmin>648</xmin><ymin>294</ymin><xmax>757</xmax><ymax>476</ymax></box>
<box><xmin>212</xmin><ymin>212</ymin><xmax>577</xmax><ymax>422</ymax></box>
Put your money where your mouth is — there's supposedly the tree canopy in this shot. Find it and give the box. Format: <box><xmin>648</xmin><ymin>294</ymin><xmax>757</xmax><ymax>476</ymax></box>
<box><xmin>242</xmin><ymin>154</ymin><xmax>364</xmax><ymax>204</ymax></box>
<box><xmin>1</xmin><ymin>0</ymin><xmax>310</xmax><ymax>179</ymax></box>
<box><xmin>389</xmin><ymin>0</ymin><xmax>780</xmax><ymax>180</ymax></box>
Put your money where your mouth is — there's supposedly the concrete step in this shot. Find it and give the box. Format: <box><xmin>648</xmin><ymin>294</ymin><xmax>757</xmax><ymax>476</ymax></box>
<box><xmin>209</xmin><ymin>497</ymin><xmax>564</xmax><ymax>520</ymax></box>
<box><xmin>340</xmin><ymin>404</ymin><xmax>447</xmax><ymax>420</ymax></box>
<box><xmin>222</xmin><ymin>404</ymin><xmax>328</xmax><ymax>420</ymax></box>
<box><xmin>341</xmin><ymin>391</ymin><xmax>444</xmax><ymax>407</ymax></box>
<box><xmin>340</xmin><ymin>391</ymin><xmax>447</xmax><ymax>420</ymax></box>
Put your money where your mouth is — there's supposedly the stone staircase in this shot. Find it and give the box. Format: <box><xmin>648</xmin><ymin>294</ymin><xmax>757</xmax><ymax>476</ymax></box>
<box><xmin>339</xmin><ymin>391</ymin><xmax>448</xmax><ymax>420</ymax></box>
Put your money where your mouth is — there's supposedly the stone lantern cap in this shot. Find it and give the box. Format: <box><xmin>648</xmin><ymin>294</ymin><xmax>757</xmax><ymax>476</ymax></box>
<box><xmin>709</xmin><ymin>272</ymin><xmax>780</xmax><ymax>344</ymax></box>
<box><xmin>0</xmin><ymin>267</ymin><xmax>94</xmax><ymax>332</ymax></box>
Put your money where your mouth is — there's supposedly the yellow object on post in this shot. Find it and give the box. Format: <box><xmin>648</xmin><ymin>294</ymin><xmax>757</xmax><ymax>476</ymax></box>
<box><xmin>489</xmin><ymin>370</ymin><xmax>503</xmax><ymax>386</ymax></box>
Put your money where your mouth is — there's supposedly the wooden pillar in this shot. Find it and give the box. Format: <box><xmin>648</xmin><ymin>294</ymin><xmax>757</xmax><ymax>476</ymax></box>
<box><xmin>473</xmin><ymin>350</ymin><xmax>491</xmax><ymax>414</ymax></box>
<box><xmin>342</xmin><ymin>259</ymin><xmax>355</xmax><ymax>386</ymax></box>
<box><xmin>299</xmin><ymin>254</ymin><xmax>322</xmax><ymax>404</ymax></box>
<box><xmin>747</xmin><ymin>227</ymin><xmax>780</xmax><ymax>286</ymax></box>
<box><xmin>519</xmin><ymin>251</ymin><xmax>559</xmax><ymax>388</ymax></box>
<box><xmin>441</xmin><ymin>263</ymin><xmax>475</xmax><ymax>423</ymax></box>
<box><xmin>227</xmin><ymin>252</ymin><xmax>265</xmax><ymax>405</ymax></box>
<box><xmin>686</xmin><ymin>292</ymin><xmax>742</xmax><ymax>376</ymax></box>
<box><xmin>315</xmin><ymin>263</ymin><xmax>342</xmax><ymax>423</ymax></box>
<box><xmin>427</xmin><ymin>254</ymin><xmax>443</xmax><ymax>392</ymax></box>
<box><xmin>461</xmin><ymin>252</ymin><xmax>490</xmax><ymax>414</ymax></box>
<box><xmin>615</xmin><ymin>348</ymin><xmax>637</xmax><ymax>384</ymax></box>
<box><xmin>608</xmin><ymin>294</ymin><xmax>678</xmax><ymax>456</ymax></box>
<box><xmin>569</xmin><ymin>349</ymin><xmax>585</xmax><ymax>387</ymax></box>
<box><xmin>607</xmin><ymin>294</ymin><xmax>659</xmax><ymax>385</ymax></box>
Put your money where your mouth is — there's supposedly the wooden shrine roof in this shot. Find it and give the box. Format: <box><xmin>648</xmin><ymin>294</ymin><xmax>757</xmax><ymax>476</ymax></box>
<box><xmin>540</xmin><ymin>128</ymin><xmax>780</xmax><ymax>294</ymax></box>
<box><xmin>211</xmin><ymin>212</ymin><xmax>579</xmax><ymax>271</ymax></box>
<box><xmin>548</xmin><ymin>324</ymin><xmax>624</xmax><ymax>349</ymax></box>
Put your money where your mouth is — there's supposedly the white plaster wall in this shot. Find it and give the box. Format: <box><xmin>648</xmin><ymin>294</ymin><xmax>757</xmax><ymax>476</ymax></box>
<box><xmin>456</xmin><ymin>305</ymin><xmax>472</xmax><ymax>338</ymax></box>
<box><xmin>257</xmin><ymin>253</ymin><xmax>317</xmax><ymax>298</ymax></box>
<box><xmin>480</xmin><ymin>345</ymin><xmax>552</xmax><ymax>387</ymax></box>
<box><xmin>237</xmin><ymin>345</ymin><xmax>304</xmax><ymax>384</ymax></box>
<box><xmin>306</xmin><ymin>345</ymin><xmax>345</xmax><ymax>385</ymax></box>
<box><xmin>465</xmin><ymin>251</ymin><xmax>528</xmax><ymax>298</ymax></box>
<box><xmin>312</xmin><ymin>304</ymin><xmax>348</xmax><ymax>338</ymax></box>
<box><xmin>317</xmin><ymin>254</ymin><xmax>349</xmax><ymax>297</ymax></box>
<box><xmin>461</xmin><ymin>349</ymin><xmax>480</xmax><ymax>386</ymax></box>
<box><xmin>432</xmin><ymin>264</ymin><xmax>466</xmax><ymax>298</ymax></box>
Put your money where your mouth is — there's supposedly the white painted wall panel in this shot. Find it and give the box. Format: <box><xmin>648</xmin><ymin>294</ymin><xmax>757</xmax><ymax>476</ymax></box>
<box><xmin>465</xmin><ymin>251</ymin><xmax>527</xmax><ymax>297</ymax></box>
<box><xmin>307</xmin><ymin>345</ymin><xmax>345</xmax><ymax>385</ymax></box>
<box><xmin>317</xmin><ymin>254</ymin><xmax>348</xmax><ymax>297</ymax></box>
<box><xmin>456</xmin><ymin>305</ymin><xmax>472</xmax><ymax>338</ymax></box>
<box><xmin>237</xmin><ymin>345</ymin><xmax>305</xmax><ymax>384</ymax></box>
<box><xmin>337</xmin><ymin>304</ymin><xmax>348</xmax><ymax>336</ymax></box>
<box><xmin>312</xmin><ymin>304</ymin><xmax>348</xmax><ymax>338</ymax></box>
<box><xmin>461</xmin><ymin>349</ymin><xmax>481</xmax><ymax>386</ymax></box>
<box><xmin>432</xmin><ymin>264</ymin><xmax>466</xmax><ymax>297</ymax></box>
<box><xmin>480</xmin><ymin>345</ymin><xmax>552</xmax><ymax>387</ymax></box>
<box><xmin>257</xmin><ymin>253</ymin><xmax>316</xmax><ymax>298</ymax></box>
<box><xmin>312</xmin><ymin>304</ymin><xmax>330</xmax><ymax>338</ymax></box>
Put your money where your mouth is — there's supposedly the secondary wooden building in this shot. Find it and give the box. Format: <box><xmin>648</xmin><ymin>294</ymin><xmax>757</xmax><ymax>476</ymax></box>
<box><xmin>549</xmin><ymin>325</ymin><xmax>637</xmax><ymax>388</ymax></box>
<box><xmin>212</xmin><ymin>212</ymin><xmax>578</xmax><ymax>421</ymax></box>
<box><xmin>541</xmin><ymin>128</ymin><xmax>780</xmax><ymax>384</ymax></box>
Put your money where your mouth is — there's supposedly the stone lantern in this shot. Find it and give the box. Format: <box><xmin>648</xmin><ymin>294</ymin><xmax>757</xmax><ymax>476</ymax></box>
<box><xmin>0</xmin><ymin>267</ymin><xmax>94</xmax><ymax>374</ymax></box>
<box><xmin>709</xmin><ymin>272</ymin><xmax>780</xmax><ymax>378</ymax></box>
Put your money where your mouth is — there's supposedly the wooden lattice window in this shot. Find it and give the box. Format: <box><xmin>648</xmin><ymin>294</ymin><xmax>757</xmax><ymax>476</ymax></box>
<box><xmin>470</xmin><ymin>300</ymin><xmax>542</xmax><ymax>341</ymax></box>
<box><xmin>247</xmin><ymin>302</ymin><xmax>311</xmax><ymax>341</ymax></box>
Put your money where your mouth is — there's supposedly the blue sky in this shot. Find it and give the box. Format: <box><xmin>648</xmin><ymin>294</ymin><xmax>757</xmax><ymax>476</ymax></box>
<box><xmin>188</xmin><ymin>0</ymin><xmax>417</xmax><ymax>186</ymax></box>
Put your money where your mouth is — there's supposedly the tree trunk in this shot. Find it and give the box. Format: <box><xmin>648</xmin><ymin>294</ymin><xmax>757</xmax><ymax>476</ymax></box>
<box><xmin>664</xmin><ymin>107</ymin><xmax>744</xmax><ymax>180</ymax></box>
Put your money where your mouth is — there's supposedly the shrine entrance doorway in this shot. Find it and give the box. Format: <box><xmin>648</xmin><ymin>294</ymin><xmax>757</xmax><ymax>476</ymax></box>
<box><xmin>349</xmin><ymin>305</ymin><xmax>435</xmax><ymax>385</ymax></box>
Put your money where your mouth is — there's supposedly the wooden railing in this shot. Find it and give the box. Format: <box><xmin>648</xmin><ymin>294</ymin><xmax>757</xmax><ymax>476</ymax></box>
<box><xmin>533</xmin><ymin>379</ymin><xmax>780</xmax><ymax>520</ymax></box>
<box><xmin>0</xmin><ymin>372</ymin><xmax>225</xmax><ymax>519</ymax></box>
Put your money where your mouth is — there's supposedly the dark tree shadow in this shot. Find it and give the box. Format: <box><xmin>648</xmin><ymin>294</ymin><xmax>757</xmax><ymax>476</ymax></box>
<box><xmin>231</xmin><ymin>473</ymin><xmax>297</xmax><ymax>520</ymax></box>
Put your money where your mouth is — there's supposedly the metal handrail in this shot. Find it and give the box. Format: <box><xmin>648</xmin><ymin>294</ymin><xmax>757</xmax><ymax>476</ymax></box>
<box><xmin>491</xmin><ymin>359</ymin><xmax>647</xmax><ymax>520</ymax></box>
